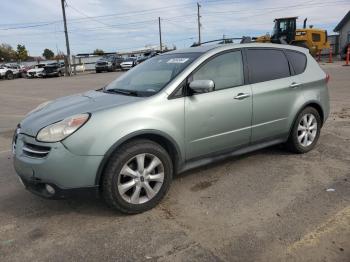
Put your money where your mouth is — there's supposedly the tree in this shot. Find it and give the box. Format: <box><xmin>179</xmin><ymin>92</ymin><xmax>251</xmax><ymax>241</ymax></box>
<box><xmin>0</xmin><ymin>43</ymin><xmax>16</xmax><ymax>62</ymax></box>
<box><xmin>42</xmin><ymin>48</ymin><xmax>54</xmax><ymax>60</ymax></box>
<box><xmin>16</xmin><ymin>44</ymin><xmax>28</xmax><ymax>61</ymax></box>
<box><xmin>54</xmin><ymin>51</ymin><xmax>65</xmax><ymax>60</ymax></box>
<box><xmin>93</xmin><ymin>48</ymin><xmax>104</xmax><ymax>56</ymax></box>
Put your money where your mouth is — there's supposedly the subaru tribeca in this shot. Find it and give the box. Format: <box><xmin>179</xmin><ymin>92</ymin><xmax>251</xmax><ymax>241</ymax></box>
<box><xmin>13</xmin><ymin>43</ymin><xmax>330</xmax><ymax>213</ymax></box>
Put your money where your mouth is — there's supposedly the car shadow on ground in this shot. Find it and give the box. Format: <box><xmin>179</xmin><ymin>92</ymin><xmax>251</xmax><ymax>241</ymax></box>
<box><xmin>2</xmin><ymin>144</ymin><xmax>292</xmax><ymax>218</ymax></box>
<box><xmin>176</xmin><ymin>144</ymin><xmax>292</xmax><ymax>179</ymax></box>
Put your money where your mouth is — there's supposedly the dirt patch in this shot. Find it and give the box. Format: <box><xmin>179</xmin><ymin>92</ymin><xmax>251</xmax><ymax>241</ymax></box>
<box><xmin>27</xmin><ymin>228</ymin><xmax>45</xmax><ymax>240</ymax></box>
<box><xmin>334</xmin><ymin>108</ymin><xmax>350</xmax><ymax>119</ymax></box>
<box><xmin>190</xmin><ymin>179</ymin><xmax>218</xmax><ymax>192</ymax></box>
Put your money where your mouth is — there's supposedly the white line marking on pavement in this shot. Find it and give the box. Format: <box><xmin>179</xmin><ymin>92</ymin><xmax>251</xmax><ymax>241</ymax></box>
<box><xmin>0</xmin><ymin>150</ymin><xmax>11</xmax><ymax>154</ymax></box>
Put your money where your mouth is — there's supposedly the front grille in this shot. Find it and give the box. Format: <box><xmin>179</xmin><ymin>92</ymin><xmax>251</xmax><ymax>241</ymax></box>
<box><xmin>22</xmin><ymin>142</ymin><xmax>51</xmax><ymax>158</ymax></box>
<box><xmin>44</xmin><ymin>67</ymin><xmax>56</xmax><ymax>73</ymax></box>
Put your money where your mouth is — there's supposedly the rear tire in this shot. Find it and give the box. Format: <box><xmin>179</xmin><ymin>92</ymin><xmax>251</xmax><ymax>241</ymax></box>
<box><xmin>286</xmin><ymin>107</ymin><xmax>321</xmax><ymax>154</ymax></box>
<box><xmin>102</xmin><ymin>139</ymin><xmax>173</xmax><ymax>214</ymax></box>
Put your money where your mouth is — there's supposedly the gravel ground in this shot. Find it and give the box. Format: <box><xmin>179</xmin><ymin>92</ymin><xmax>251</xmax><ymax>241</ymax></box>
<box><xmin>0</xmin><ymin>65</ymin><xmax>349</xmax><ymax>262</ymax></box>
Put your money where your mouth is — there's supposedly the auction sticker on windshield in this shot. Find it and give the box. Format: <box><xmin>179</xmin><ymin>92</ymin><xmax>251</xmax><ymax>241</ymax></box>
<box><xmin>167</xmin><ymin>58</ymin><xmax>189</xmax><ymax>63</ymax></box>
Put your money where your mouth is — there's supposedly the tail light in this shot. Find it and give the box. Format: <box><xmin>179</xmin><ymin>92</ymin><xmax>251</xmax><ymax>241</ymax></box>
<box><xmin>325</xmin><ymin>74</ymin><xmax>330</xmax><ymax>84</ymax></box>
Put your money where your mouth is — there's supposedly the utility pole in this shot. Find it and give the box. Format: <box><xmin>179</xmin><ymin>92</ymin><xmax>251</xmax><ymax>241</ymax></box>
<box><xmin>197</xmin><ymin>2</ymin><xmax>201</xmax><ymax>45</ymax></box>
<box><xmin>61</xmin><ymin>0</ymin><xmax>71</xmax><ymax>76</ymax></box>
<box><xmin>158</xmin><ymin>17</ymin><xmax>162</xmax><ymax>52</ymax></box>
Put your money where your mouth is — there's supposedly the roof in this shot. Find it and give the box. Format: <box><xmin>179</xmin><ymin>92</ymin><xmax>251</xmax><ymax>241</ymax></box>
<box><xmin>334</xmin><ymin>10</ymin><xmax>350</xmax><ymax>32</ymax></box>
<box><xmin>274</xmin><ymin>16</ymin><xmax>298</xmax><ymax>21</ymax></box>
<box><xmin>166</xmin><ymin>42</ymin><xmax>309</xmax><ymax>56</ymax></box>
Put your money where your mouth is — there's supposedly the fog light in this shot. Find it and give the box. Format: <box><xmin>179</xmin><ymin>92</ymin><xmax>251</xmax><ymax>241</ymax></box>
<box><xmin>45</xmin><ymin>184</ymin><xmax>55</xmax><ymax>195</ymax></box>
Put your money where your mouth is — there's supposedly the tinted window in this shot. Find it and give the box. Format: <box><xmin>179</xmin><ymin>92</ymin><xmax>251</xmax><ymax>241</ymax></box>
<box><xmin>192</xmin><ymin>51</ymin><xmax>244</xmax><ymax>91</ymax></box>
<box><xmin>246</xmin><ymin>49</ymin><xmax>290</xmax><ymax>84</ymax></box>
<box><xmin>285</xmin><ymin>50</ymin><xmax>307</xmax><ymax>75</ymax></box>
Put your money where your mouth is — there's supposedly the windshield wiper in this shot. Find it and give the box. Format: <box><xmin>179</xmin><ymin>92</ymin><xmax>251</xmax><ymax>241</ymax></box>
<box><xmin>104</xmin><ymin>88</ymin><xmax>139</xmax><ymax>97</ymax></box>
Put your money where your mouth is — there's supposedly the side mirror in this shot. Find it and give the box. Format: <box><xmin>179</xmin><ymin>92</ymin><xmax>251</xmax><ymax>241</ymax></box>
<box><xmin>189</xmin><ymin>80</ymin><xmax>215</xmax><ymax>94</ymax></box>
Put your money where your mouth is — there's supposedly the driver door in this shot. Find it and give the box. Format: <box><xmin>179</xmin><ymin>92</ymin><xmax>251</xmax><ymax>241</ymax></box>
<box><xmin>184</xmin><ymin>50</ymin><xmax>252</xmax><ymax>159</ymax></box>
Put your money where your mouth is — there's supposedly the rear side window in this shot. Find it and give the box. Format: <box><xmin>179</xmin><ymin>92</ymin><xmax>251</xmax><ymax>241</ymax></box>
<box><xmin>246</xmin><ymin>49</ymin><xmax>290</xmax><ymax>84</ymax></box>
<box><xmin>285</xmin><ymin>50</ymin><xmax>307</xmax><ymax>75</ymax></box>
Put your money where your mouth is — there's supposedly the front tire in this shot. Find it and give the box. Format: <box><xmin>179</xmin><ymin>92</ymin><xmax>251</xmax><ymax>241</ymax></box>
<box><xmin>102</xmin><ymin>139</ymin><xmax>173</xmax><ymax>214</ymax></box>
<box><xmin>286</xmin><ymin>107</ymin><xmax>321</xmax><ymax>154</ymax></box>
<box><xmin>5</xmin><ymin>71</ymin><xmax>14</xmax><ymax>80</ymax></box>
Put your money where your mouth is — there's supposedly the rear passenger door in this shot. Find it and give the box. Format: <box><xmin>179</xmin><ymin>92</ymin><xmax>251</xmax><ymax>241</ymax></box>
<box><xmin>246</xmin><ymin>48</ymin><xmax>302</xmax><ymax>142</ymax></box>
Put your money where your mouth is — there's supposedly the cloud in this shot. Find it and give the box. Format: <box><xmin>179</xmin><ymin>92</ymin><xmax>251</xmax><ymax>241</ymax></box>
<box><xmin>0</xmin><ymin>0</ymin><xmax>348</xmax><ymax>55</ymax></box>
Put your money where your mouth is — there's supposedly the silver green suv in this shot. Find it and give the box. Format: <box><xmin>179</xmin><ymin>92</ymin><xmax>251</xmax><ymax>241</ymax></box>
<box><xmin>13</xmin><ymin>43</ymin><xmax>329</xmax><ymax>213</ymax></box>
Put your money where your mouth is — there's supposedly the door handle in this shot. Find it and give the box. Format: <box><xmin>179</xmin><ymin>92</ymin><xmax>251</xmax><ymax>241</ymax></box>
<box><xmin>289</xmin><ymin>82</ymin><xmax>301</xmax><ymax>88</ymax></box>
<box><xmin>234</xmin><ymin>93</ymin><xmax>250</xmax><ymax>100</ymax></box>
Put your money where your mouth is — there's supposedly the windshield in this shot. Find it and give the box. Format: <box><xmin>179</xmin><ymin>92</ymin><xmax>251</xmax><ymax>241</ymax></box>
<box><xmin>101</xmin><ymin>56</ymin><xmax>115</xmax><ymax>62</ymax></box>
<box><xmin>105</xmin><ymin>53</ymin><xmax>200</xmax><ymax>97</ymax></box>
<box><xmin>124</xmin><ymin>58</ymin><xmax>135</xmax><ymax>62</ymax></box>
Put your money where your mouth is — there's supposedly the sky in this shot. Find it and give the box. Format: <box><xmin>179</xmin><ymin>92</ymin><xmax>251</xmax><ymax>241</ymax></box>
<box><xmin>0</xmin><ymin>0</ymin><xmax>349</xmax><ymax>56</ymax></box>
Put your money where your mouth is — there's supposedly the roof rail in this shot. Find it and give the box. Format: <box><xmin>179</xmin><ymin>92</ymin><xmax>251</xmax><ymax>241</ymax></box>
<box><xmin>191</xmin><ymin>37</ymin><xmax>253</xmax><ymax>47</ymax></box>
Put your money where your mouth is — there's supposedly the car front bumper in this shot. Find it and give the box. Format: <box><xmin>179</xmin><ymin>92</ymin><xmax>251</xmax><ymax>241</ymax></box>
<box><xmin>95</xmin><ymin>65</ymin><xmax>112</xmax><ymax>71</ymax></box>
<box><xmin>27</xmin><ymin>72</ymin><xmax>43</xmax><ymax>78</ymax></box>
<box><xmin>42</xmin><ymin>72</ymin><xmax>59</xmax><ymax>77</ymax></box>
<box><xmin>13</xmin><ymin>133</ymin><xmax>103</xmax><ymax>198</ymax></box>
<box><xmin>121</xmin><ymin>64</ymin><xmax>133</xmax><ymax>70</ymax></box>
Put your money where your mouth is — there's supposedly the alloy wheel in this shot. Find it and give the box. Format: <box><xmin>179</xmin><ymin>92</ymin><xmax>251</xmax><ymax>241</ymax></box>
<box><xmin>117</xmin><ymin>153</ymin><xmax>164</xmax><ymax>204</ymax></box>
<box><xmin>297</xmin><ymin>113</ymin><xmax>318</xmax><ymax>147</ymax></box>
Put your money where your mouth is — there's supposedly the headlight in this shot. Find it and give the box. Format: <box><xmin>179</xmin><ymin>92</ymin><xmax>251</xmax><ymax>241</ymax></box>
<box><xmin>36</xmin><ymin>113</ymin><xmax>90</xmax><ymax>142</ymax></box>
<box><xmin>27</xmin><ymin>101</ymin><xmax>52</xmax><ymax>116</ymax></box>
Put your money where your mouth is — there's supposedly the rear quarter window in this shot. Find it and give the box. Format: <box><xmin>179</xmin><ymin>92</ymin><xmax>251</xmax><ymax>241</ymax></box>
<box><xmin>246</xmin><ymin>49</ymin><xmax>290</xmax><ymax>84</ymax></box>
<box><xmin>285</xmin><ymin>50</ymin><xmax>307</xmax><ymax>75</ymax></box>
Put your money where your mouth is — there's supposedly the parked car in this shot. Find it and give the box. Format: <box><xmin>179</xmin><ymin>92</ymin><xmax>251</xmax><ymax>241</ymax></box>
<box><xmin>120</xmin><ymin>57</ymin><xmax>137</xmax><ymax>70</ymax></box>
<box><xmin>95</xmin><ymin>55</ymin><xmax>123</xmax><ymax>73</ymax></box>
<box><xmin>26</xmin><ymin>64</ymin><xmax>46</xmax><ymax>78</ymax></box>
<box><xmin>136</xmin><ymin>51</ymin><xmax>158</xmax><ymax>64</ymax></box>
<box><xmin>42</xmin><ymin>62</ymin><xmax>65</xmax><ymax>77</ymax></box>
<box><xmin>0</xmin><ymin>64</ymin><xmax>20</xmax><ymax>80</ymax></box>
<box><xmin>13</xmin><ymin>43</ymin><xmax>329</xmax><ymax>214</ymax></box>
<box><xmin>75</xmin><ymin>63</ymin><xmax>85</xmax><ymax>72</ymax></box>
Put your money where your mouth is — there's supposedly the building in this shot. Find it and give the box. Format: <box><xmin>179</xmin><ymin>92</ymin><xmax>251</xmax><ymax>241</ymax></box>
<box><xmin>333</xmin><ymin>10</ymin><xmax>350</xmax><ymax>54</ymax></box>
<box><xmin>328</xmin><ymin>35</ymin><xmax>339</xmax><ymax>55</ymax></box>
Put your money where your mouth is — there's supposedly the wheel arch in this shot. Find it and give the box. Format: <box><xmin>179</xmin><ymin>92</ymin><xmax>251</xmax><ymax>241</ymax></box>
<box><xmin>289</xmin><ymin>101</ymin><xmax>325</xmax><ymax>138</ymax></box>
<box><xmin>95</xmin><ymin>130</ymin><xmax>183</xmax><ymax>186</ymax></box>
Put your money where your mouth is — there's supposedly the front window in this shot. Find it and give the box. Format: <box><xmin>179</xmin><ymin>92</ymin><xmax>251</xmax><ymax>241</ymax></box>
<box><xmin>105</xmin><ymin>53</ymin><xmax>200</xmax><ymax>97</ymax></box>
<box><xmin>191</xmin><ymin>51</ymin><xmax>244</xmax><ymax>91</ymax></box>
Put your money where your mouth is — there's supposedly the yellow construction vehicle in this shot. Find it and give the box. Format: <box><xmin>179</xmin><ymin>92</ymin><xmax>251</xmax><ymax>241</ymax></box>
<box><xmin>255</xmin><ymin>17</ymin><xmax>330</xmax><ymax>56</ymax></box>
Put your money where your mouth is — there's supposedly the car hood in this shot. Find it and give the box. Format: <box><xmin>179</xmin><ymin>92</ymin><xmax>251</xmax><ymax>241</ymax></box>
<box><xmin>121</xmin><ymin>61</ymin><xmax>133</xmax><ymax>65</ymax></box>
<box><xmin>28</xmin><ymin>68</ymin><xmax>44</xmax><ymax>73</ymax></box>
<box><xmin>20</xmin><ymin>90</ymin><xmax>143</xmax><ymax>136</ymax></box>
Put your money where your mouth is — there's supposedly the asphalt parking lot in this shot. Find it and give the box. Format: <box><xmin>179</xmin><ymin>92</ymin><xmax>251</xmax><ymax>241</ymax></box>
<box><xmin>0</xmin><ymin>65</ymin><xmax>349</xmax><ymax>262</ymax></box>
